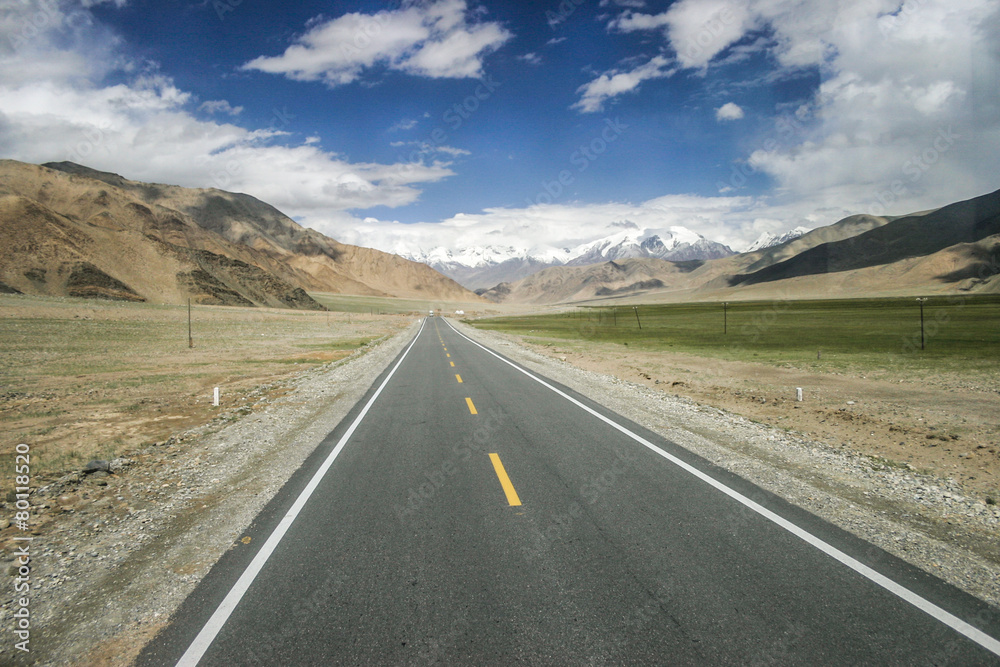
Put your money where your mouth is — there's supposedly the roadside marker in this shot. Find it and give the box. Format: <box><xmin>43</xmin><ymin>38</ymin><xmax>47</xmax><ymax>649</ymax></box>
<box><xmin>488</xmin><ymin>453</ymin><xmax>522</xmax><ymax>506</ymax></box>
<box><xmin>465</xmin><ymin>397</ymin><xmax>477</xmax><ymax>415</ymax></box>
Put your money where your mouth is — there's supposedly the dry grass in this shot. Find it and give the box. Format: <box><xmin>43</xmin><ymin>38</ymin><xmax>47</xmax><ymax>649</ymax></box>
<box><xmin>0</xmin><ymin>294</ymin><xmax>410</xmax><ymax>478</ymax></box>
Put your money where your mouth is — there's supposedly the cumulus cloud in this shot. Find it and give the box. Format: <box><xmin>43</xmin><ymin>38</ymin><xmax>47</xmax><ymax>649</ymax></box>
<box><xmin>715</xmin><ymin>102</ymin><xmax>744</xmax><ymax>121</ymax></box>
<box><xmin>597</xmin><ymin>0</ymin><xmax>1000</xmax><ymax>216</ymax></box>
<box><xmin>242</xmin><ymin>0</ymin><xmax>511</xmax><ymax>86</ymax></box>
<box><xmin>610</xmin><ymin>0</ymin><xmax>756</xmax><ymax>69</ymax></box>
<box><xmin>0</xmin><ymin>0</ymin><xmax>454</xmax><ymax>221</ymax></box>
<box><xmin>573</xmin><ymin>55</ymin><xmax>675</xmax><ymax>113</ymax></box>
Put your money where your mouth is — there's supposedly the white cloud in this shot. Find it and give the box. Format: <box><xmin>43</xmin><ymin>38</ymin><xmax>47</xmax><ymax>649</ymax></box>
<box><xmin>715</xmin><ymin>102</ymin><xmax>744</xmax><ymax>121</ymax></box>
<box><xmin>242</xmin><ymin>0</ymin><xmax>511</xmax><ymax>86</ymax></box>
<box><xmin>389</xmin><ymin>117</ymin><xmax>419</xmax><ymax>132</ymax></box>
<box><xmin>0</xmin><ymin>1</ymin><xmax>455</xmax><ymax>221</ymax></box>
<box><xmin>598</xmin><ymin>0</ymin><xmax>1000</xmax><ymax>217</ymax></box>
<box><xmin>517</xmin><ymin>52</ymin><xmax>542</xmax><ymax>65</ymax></box>
<box><xmin>317</xmin><ymin>193</ymin><xmax>843</xmax><ymax>255</ymax></box>
<box><xmin>573</xmin><ymin>55</ymin><xmax>675</xmax><ymax>113</ymax></box>
<box><xmin>199</xmin><ymin>99</ymin><xmax>243</xmax><ymax>116</ymax></box>
<box><xmin>390</xmin><ymin>140</ymin><xmax>470</xmax><ymax>158</ymax></box>
<box><xmin>611</xmin><ymin>0</ymin><xmax>756</xmax><ymax>69</ymax></box>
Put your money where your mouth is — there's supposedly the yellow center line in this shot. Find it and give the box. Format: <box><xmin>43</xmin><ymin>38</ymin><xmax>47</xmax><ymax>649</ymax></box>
<box><xmin>446</xmin><ymin>353</ymin><xmax>450</xmax><ymax>358</ymax></box>
<box><xmin>455</xmin><ymin>374</ymin><xmax>463</xmax><ymax>383</ymax></box>
<box><xmin>488</xmin><ymin>453</ymin><xmax>522</xmax><ymax>506</ymax></box>
<box><xmin>450</xmin><ymin>361</ymin><xmax>455</xmax><ymax>367</ymax></box>
<box><xmin>465</xmin><ymin>397</ymin><xmax>477</xmax><ymax>415</ymax></box>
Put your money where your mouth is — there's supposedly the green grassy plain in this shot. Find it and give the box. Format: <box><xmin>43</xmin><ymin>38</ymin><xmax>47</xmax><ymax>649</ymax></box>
<box><xmin>310</xmin><ymin>292</ymin><xmax>492</xmax><ymax>315</ymax></box>
<box><xmin>472</xmin><ymin>295</ymin><xmax>1000</xmax><ymax>377</ymax></box>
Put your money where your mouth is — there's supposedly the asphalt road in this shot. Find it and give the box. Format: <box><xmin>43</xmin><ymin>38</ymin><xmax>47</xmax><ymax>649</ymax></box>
<box><xmin>138</xmin><ymin>317</ymin><xmax>1000</xmax><ymax>665</ymax></box>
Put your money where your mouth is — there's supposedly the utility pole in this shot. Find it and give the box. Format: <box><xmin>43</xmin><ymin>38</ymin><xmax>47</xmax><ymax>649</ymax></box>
<box><xmin>188</xmin><ymin>299</ymin><xmax>193</xmax><ymax>348</ymax></box>
<box><xmin>723</xmin><ymin>301</ymin><xmax>728</xmax><ymax>335</ymax></box>
<box><xmin>633</xmin><ymin>306</ymin><xmax>642</xmax><ymax>330</ymax></box>
<box><xmin>916</xmin><ymin>297</ymin><xmax>927</xmax><ymax>350</ymax></box>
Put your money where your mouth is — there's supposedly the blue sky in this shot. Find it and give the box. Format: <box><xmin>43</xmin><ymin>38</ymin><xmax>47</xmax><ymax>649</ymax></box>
<box><xmin>1</xmin><ymin>0</ymin><xmax>998</xmax><ymax>254</ymax></box>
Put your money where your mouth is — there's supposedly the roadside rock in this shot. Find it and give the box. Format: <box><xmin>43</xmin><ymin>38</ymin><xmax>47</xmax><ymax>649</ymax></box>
<box><xmin>82</xmin><ymin>460</ymin><xmax>110</xmax><ymax>474</ymax></box>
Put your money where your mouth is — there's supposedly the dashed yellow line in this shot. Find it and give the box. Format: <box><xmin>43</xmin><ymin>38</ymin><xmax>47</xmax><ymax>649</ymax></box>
<box><xmin>465</xmin><ymin>397</ymin><xmax>477</xmax><ymax>415</ymax></box>
<box><xmin>450</xmin><ymin>361</ymin><xmax>455</xmax><ymax>367</ymax></box>
<box><xmin>488</xmin><ymin>453</ymin><xmax>522</xmax><ymax>506</ymax></box>
<box><xmin>446</xmin><ymin>353</ymin><xmax>450</xmax><ymax>358</ymax></box>
<box><xmin>455</xmin><ymin>374</ymin><xmax>463</xmax><ymax>383</ymax></box>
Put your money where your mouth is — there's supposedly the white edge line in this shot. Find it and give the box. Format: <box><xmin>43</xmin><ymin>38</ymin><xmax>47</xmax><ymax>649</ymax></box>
<box><xmin>444</xmin><ymin>319</ymin><xmax>1000</xmax><ymax>658</ymax></box>
<box><xmin>176</xmin><ymin>318</ymin><xmax>428</xmax><ymax>667</ymax></box>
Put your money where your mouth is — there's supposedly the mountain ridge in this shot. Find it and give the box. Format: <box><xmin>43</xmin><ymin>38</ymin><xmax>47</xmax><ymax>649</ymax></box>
<box><xmin>479</xmin><ymin>189</ymin><xmax>1000</xmax><ymax>304</ymax></box>
<box><xmin>0</xmin><ymin>160</ymin><xmax>482</xmax><ymax>307</ymax></box>
<box><xmin>400</xmin><ymin>224</ymin><xmax>735</xmax><ymax>290</ymax></box>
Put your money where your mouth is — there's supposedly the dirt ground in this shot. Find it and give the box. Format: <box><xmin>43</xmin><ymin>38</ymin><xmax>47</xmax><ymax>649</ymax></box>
<box><xmin>0</xmin><ymin>295</ymin><xmax>409</xmax><ymax>478</ymax></box>
<box><xmin>506</xmin><ymin>336</ymin><xmax>1000</xmax><ymax>503</ymax></box>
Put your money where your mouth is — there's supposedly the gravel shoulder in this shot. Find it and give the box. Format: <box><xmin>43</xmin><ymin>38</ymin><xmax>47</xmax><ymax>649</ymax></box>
<box><xmin>451</xmin><ymin>319</ymin><xmax>1000</xmax><ymax>610</ymax></box>
<box><xmin>0</xmin><ymin>320</ymin><xmax>420</xmax><ymax>666</ymax></box>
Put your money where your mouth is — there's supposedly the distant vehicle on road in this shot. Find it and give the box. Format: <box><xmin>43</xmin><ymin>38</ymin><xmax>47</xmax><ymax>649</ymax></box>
<box><xmin>455</xmin><ymin>310</ymin><xmax>465</xmax><ymax>315</ymax></box>
<box><xmin>428</xmin><ymin>310</ymin><xmax>434</xmax><ymax>316</ymax></box>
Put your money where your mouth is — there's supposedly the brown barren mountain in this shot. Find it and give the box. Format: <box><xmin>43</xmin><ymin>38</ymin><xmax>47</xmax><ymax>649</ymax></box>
<box><xmin>482</xmin><ymin>189</ymin><xmax>1000</xmax><ymax>304</ymax></box>
<box><xmin>0</xmin><ymin>160</ymin><xmax>481</xmax><ymax>307</ymax></box>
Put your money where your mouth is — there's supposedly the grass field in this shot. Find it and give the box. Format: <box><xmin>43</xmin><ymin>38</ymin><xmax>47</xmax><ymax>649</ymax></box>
<box><xmin>0</xmin><ymin>294</ymin><xmax>410</xmax><ymax>475</ymax></box>
<box><xmin>471</xmin><ymin>294</ymin><xmax>1000</xmax><ymax>376</ymax></box>
<box><xmin>310</xmin><ymin>292</ymin><xmax>490</xmax><ymax>315</ymax></box>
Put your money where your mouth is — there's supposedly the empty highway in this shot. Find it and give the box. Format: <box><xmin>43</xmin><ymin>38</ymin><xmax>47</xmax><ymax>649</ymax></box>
<box><xmin>138</xmin><ymin>317</ymin><xmax>1000</xmax><ymax>665</ymax></box>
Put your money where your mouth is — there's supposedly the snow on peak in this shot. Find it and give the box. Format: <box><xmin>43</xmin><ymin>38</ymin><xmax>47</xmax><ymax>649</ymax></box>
<box><xmin>745</xmin><ymin>226</ymin><xmax>810</xmax><ymax>253</ymax></box>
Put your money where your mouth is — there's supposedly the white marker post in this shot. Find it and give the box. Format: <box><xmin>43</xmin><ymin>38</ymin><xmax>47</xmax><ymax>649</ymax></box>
<box><xmin>213</xmin><ymin>387</ymin><xmax>220</xmax><ymax>407</ymax></box>
<box><xmin>796</xmin><ymin>387</ymin><xmax>803</xmax><ymax>402</ymax></box>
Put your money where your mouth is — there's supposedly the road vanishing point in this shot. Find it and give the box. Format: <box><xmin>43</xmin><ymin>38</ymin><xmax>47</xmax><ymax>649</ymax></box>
<box><xmin>137</xmin><ymin>317</ymin><xmax>1000</xmax><ymax>665</ymax></box>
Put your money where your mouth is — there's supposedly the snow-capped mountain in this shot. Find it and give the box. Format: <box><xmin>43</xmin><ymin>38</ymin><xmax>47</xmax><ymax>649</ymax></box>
<box><xmin>745</xmin><ymin>226</ymin><xmax>811</xmax><ymax>253</ymax></box>
<box><xmin>566</xmin><ymin>227</ymin><xmax>734</xmax><ymax>266</ymax></box>
<box><xmin>399</xmin><ymin>224</ymin><xmax>734</xmax><ymax>290</ymax></box>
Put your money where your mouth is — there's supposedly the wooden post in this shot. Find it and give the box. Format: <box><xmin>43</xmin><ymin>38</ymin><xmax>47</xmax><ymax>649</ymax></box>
<box><xmin>188</xmin><ymin>299</ymin><xmax>193</xmax><ymax>348</ymax></box>
<box><xmin>633</xmin><ymin>306</ymin><xmax>642</xmax><ymax>330</ymax></box>
<box><xmin>723</xmin><ymin>301</ymin><xmax>728</xmax><ymax>335</ymax></box>
<box><xmin>917</xmin><ymin>297</ymin><xmax>927</xmax><ymax>350</ymax></box>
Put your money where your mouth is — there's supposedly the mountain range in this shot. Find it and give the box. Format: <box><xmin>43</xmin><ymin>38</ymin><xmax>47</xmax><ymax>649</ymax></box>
<box><xmin>3</xmin><ymin>159</ymin><xmax>995</xmax><ymax>311</ymax></box>
<box><xmin>0</xmin><ymin>161</ymin><xmax>481</xmax><ymax>308</ymax></box>
<box><xmin>398</xmin><ymin>224</ymin><xmax>735</xmax><ymax>290</ymax></box>
<box><xmin>480</xmin><ymin>190</ymin><xmax>1000</xmax><ymax>304</ymax></box>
